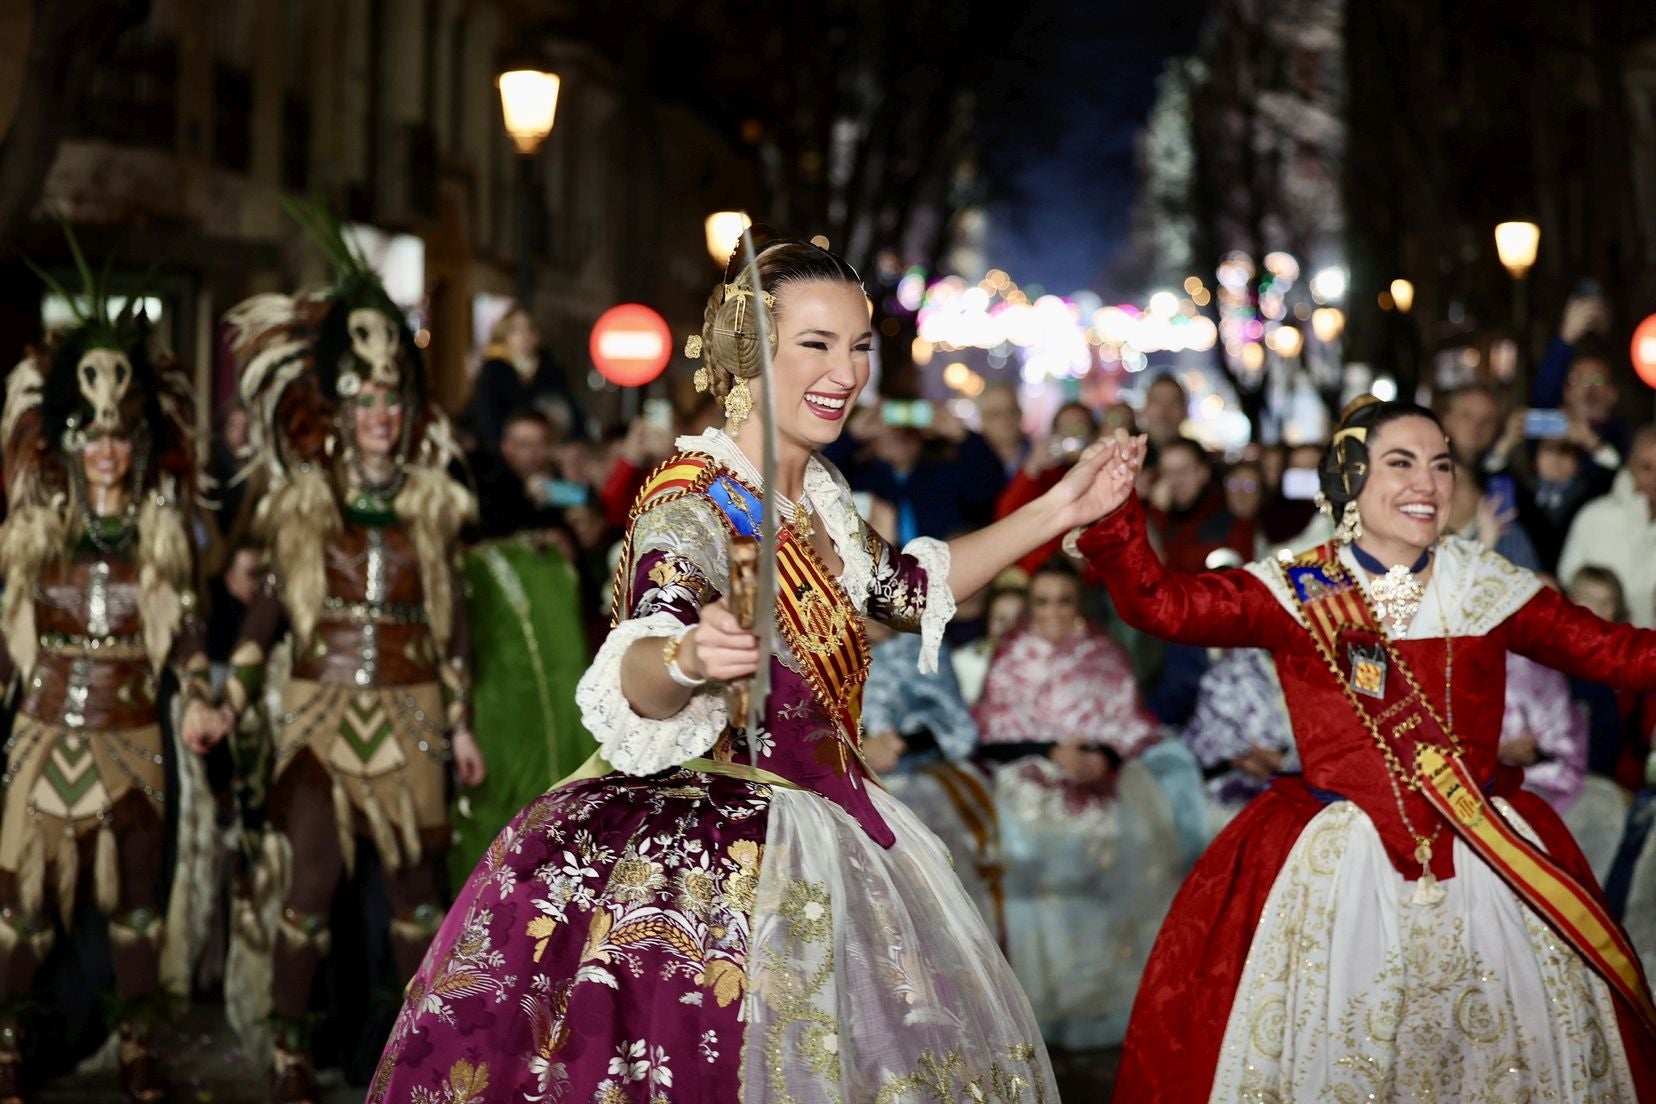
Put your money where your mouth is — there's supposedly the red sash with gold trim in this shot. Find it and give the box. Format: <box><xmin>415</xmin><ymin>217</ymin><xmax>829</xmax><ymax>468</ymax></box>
<box><xmin>1281</xmin><ymin>543</ymin><xmax>1656</xmax><ymax>1037</ymax></box>
<box><xmin>618</xmin><ymin>453</ymin><xmax>870</xmax><ymax>740</ymax></box>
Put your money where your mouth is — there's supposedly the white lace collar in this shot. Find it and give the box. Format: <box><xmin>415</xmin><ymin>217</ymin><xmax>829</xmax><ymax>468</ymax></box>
<box><xmin>675</xmin><ymin>428</ymin><xmax>875</xmax><ymax>611</ymax></box>
<box><xmin>1245</xmin><ymin>534</ymin><xmax>1539</xmax><ymax>638</ymax></box>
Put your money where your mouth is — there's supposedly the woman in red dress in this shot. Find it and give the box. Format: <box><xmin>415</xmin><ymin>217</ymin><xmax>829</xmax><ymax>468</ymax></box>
<box><xmin>1077</xmin><ymin>398</ymin><xmax>1656</xmax><ymax>1101</ymax></box>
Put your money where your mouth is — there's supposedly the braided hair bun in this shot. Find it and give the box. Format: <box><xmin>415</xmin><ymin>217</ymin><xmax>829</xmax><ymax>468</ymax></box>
<box><xmin>695</xmin><ymin>234</ymin><xmax>863</xmax><ymax>404</ymax></box>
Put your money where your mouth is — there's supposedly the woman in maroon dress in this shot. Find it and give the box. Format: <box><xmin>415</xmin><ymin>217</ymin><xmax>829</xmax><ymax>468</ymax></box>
<box><xmin>1077</xmin><ymin>398</ymin><xmax>1656</xmax><ymax>1101</ymax></box>
<box><xmin>368</xmin><ymin>238</ymin><xmax>1129</xmax><ymax>1102</ymax></box>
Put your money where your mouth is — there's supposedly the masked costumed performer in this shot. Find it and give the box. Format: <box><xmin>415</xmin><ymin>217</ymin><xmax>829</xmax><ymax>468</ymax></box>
<box><xmin>184</xmin><ymin>206</ymin><xmax>483</xmax><ymax>1103</ymax></box>
<box><xmin>0</xmin><ymin>242</ymin><xmax>210</xmax><ymax>1103</ymax></box>
<box><xmin>1078</xmin><ymin>399</ymin><xmax>1656</xmax><ymax>1101</ymax></box>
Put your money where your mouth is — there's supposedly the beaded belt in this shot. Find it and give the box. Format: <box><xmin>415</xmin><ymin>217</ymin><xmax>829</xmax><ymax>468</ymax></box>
<box><xmin>320</xmin><ymin>597</ymin><xmax>429</xmax><ymax>625</ymax></box>
<box><xmin>37</xmin><ymin>632</ymin><xmax>147</xmax><ymax>661</ymax></box>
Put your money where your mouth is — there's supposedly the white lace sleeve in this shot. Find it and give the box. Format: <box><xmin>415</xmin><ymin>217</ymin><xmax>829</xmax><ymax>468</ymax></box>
<box><xmin>574</xmin><ymin>611</ymin><xmax>730</xmax><ymax>775</ymax></box>
<box><xmin>901</xmin><ymin>537</ymin><xmax>955</xmax><ymax>674</ymax></box>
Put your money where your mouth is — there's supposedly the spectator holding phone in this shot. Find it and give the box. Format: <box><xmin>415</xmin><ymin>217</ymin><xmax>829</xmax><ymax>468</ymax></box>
<box><xmin>472</xmin><ymin>407</ymin><xmax>580</xmax><ymax>540</ymax></box>
<box><xmin>1257</xmin><ymin>443</ymin><xmax>1325</xmax><ymax>546</ymax></box>
<box><xmin>994</xmin><ymin>401</ymin><xmax>1100</xmax><ymax>573</ymax></box>
<box><xmin>1534</xmin><ymin>290</ymin><xmax>1629</xmax><ymax>467</ymax></box>
<box><xmin>597</xmin><ymin>406</ymin><xmax>678</xmax><ymax>529</ymax></box>
<box><xmin>834</xmin><ymin>398</ymin><xmax>1008</xmax><ymax>540</ymax></box>
<box><xmin>1447</xmin><ymin>457</ymin><xmax>1542</xmax><ymax>570</ymax></box>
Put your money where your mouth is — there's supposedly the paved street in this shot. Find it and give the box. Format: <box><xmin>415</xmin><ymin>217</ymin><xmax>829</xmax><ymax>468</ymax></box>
<box><xmin>34</xmin><ymin>1004</ymin><xmax>1120</xmax><ymax>1102</ymax></box>
<box><xmin>37</xmin><ymin>1006</ymin><xmax>358</xmax><ymax>1104</ymax></box>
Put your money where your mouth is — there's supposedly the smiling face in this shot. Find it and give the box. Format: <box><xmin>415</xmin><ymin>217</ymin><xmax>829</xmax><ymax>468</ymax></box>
<box><xmin>82</xmin><ymin>432</ymin><xmax>134</xmax><ymax>492</ymax></box>
<box><xmin>1028</xmin><ymin>571</ymin><xmax>1082</xmax><ymax>645</ymax></box>
<box><xmin>1353</xmin><ymin>415</ymin><xmax>1454</xmax><ymax>556</ymax></box>
<box><xmin>351</xmin><ymin>380</ymin><xmax>405</xmax><ymax>461</ymax></box>
<box><xmin>754</xmin><ymin>280</ymin><xmax>872</xmax><ymax>453</ymax></box>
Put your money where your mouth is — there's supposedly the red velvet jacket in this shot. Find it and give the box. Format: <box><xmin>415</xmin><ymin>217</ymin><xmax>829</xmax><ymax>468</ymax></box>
<box><xmin>1079</xmin><ymin>495</ymin><xmax>1656</xmax><ymax>881</ymax></box>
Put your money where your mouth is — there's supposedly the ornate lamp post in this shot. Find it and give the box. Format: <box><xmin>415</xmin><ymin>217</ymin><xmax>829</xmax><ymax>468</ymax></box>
<box><xmin>497</xmin><ymin>67</ymin><xmax>561</xmax><ymax>303</ymax></box>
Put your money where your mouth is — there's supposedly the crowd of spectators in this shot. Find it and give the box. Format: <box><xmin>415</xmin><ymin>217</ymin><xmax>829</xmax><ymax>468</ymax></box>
<box><xmin>190</xmin><ymin>292</ymin><xmax>1656</xmax><ymax>1046</ymax></box>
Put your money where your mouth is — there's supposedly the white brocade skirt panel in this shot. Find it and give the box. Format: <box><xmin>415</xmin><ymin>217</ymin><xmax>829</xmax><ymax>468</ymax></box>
<box><xmin>1210</xmin><ymin>800</ymin><xmax>1636</xmax><ymax>1103</ymax></box>
<box><xmin>740</xmin><ymin>786</ymin><xmax>1057</xmax><ymax>1103</ymax></box>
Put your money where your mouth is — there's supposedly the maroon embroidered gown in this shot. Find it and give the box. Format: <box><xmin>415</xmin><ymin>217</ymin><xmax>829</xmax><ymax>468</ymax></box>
<box><xmin>369</xmin><ymin>436</ymin><xmax>1057</xmax><ymax>1103</ymax></box>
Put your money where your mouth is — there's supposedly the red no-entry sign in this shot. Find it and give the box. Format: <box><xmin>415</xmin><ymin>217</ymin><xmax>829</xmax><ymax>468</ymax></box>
<box><xmin>590</xmin><ymin>303</ymin><xmax>672</xmax><ymax>387</ymax></box>
<box><xmin>1632</xmin><ymin>313</ymin><xmax>1656</xmax><ymax>391</ymax></box>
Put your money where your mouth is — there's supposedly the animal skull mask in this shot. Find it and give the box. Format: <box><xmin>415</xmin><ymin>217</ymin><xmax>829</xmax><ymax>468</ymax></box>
<box><xmin>346</xmin><ymin>307</ymin><xmax>403</xmax><ymax>390</ymax></box>
<box><xmin>76</xmin><ymin>347</ymin><xmax>134</xmax><ymax>433</ymax></box>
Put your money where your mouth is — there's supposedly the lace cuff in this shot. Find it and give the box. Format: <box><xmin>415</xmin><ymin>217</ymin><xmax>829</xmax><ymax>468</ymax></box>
<box><xmin>902</xmin><ymin>537</ymin><xmax>955</xmax><ymax>675</ymax></box>
<box><xmin>574</xmin><ymin>611</ymin><xmax>729</xmax><ymax>776</ymax></box>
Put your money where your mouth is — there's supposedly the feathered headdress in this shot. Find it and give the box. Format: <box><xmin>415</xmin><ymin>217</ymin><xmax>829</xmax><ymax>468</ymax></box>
<box><xmin>225</xmin><ymin>199</ymin><xmax>472</xmax><ymax>648</ymax></box>
<box><xmin>0</xmin><ymin>222</ymin><xmax>202</xmax><ymax>675</ymax></box>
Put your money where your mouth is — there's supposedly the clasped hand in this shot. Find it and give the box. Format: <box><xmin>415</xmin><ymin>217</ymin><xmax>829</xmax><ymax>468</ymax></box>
<box><xmin>1042</xmin><ymin>428</ymin><xmax>1150</xmax><ymax>533</ymax></box>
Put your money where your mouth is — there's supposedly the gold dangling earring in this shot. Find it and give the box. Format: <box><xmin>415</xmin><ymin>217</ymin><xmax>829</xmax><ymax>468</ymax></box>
<box><xmin>723</xmin><ymin>377</ymin><xmax>753</xmax><ymax>432</ymax></box>
<box><xmin>1335</xmin><ymin>501</ymin><xmax>1363</xmax><ymax>543</ymax></box>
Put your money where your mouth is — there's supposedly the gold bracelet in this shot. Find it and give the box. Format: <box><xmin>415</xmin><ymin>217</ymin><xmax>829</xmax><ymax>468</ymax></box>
<box><xmin>662</xmin><ymin>630</ymin><xmax>706</xmax><ymax>688</ymax></box>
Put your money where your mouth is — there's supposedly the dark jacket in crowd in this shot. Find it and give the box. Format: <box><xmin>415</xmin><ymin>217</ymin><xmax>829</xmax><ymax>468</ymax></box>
<box><xmin>467</xmin><ymin>354</ymin><xmax>589</xmax><ymax>453</ymax></box>
<box><xmin>1147</xmin><ymin>485</ymin><xmax>1254</xmax><ymax>575</ymax></box>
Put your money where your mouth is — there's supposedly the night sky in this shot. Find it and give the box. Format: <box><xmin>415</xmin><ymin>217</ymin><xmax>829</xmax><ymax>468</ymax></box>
<box><xmin>983</xmin><ymin>0</ymin><xmax>1210</xmax><ymax>298</ymax></box>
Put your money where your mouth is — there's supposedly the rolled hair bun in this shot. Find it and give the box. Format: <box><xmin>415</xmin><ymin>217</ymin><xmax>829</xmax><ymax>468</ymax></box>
<box><xmin>1318</xmin><ymin>394</ymin><xmax>1443</xmax><ymax>511</ymax></box>
<box><xmin>697</xmin><ymin>235</ymin><xmax>864</xmax><ymax>402</ymax></box>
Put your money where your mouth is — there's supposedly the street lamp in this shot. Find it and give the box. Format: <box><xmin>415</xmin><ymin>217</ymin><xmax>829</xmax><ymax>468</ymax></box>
<box><xmin>1494</xmin><ymin>222</ymin><xmax>1540</xmax><ymax>278</ymax></box>
<box><xmin>1389</xmin><ymin>279</ymin><xmax>1415</xmax><ymax>314</ymax></box>
<box><xmin>497</xmin><ymin>67</ymin><xmax>561</xmax><ymax>303</ymax></box>
<box><xmin>704</xmin><ymin>212</ymin><xmax>751</xmax><ymax>267</ymax></box>
<box><xmin>1495</xmin><ymin>221</ymin><xmax>1540</xmax><ymax>391</ymax></box>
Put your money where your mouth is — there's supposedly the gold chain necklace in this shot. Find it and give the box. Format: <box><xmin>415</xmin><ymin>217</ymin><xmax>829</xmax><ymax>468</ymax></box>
<box><xmin>1301</xmin><ymin>554</ymin><xmax>1460</xmax><ymax>905</ymax></box>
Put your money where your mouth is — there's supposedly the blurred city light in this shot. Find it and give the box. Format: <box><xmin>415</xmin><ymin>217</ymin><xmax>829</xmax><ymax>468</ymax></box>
<box><xmin>1309</xmin><ymin>267</ymin><xmax>1347</xmax><ymax>303</ymax></box>
<box><xmin>1494</xmin><ymin>221</ymin><xmax>1541</xmax><ymax>277</ymax></box>
<box><xmin>704</xmin><ymin>212</ymin><xmax>751</xmax><ymax>266</ymax></box>
<box><xmin>1311</xmin><ymin>307</ymin><xmax>1345</xmax><ymax>343</ymax></box>
<box><xmin>1389</xmin><ymin>279</ymin><xmax>1415</xmax><ymax>314</ymax></box>
<box><xmin>497</xmin><ymin>69</ymin><xmax>560</xmax><ymax>155</ymax></box>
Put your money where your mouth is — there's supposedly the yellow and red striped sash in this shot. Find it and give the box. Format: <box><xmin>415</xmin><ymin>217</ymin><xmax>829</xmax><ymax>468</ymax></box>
<box><xmin>1419</xmin><ymin>746</ymin><xmax>1656</xmax><ymax>1034</ymax></box>
<box><xmin>616</xmin><ymin>453</ymin><xmax>869</xmax><ymax>740</ymax></box>
<box><xmin>1283</xmin><ymin>543</ymin><xmax>1656</xmax><ymax>1038</ymax></box>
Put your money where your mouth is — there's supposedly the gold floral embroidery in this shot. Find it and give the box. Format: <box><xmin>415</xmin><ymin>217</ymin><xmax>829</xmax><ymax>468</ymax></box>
<box><xmin>526</xmin><ymin>915</ymin><xmax>557</xmax><ymax>962</ymax></box>
<box><xmin>873</xmin><ymin>1047</ymin><xmax>1048</xmax><ymax>1104</ymax></box>
<box><xmin>779</xmin><ymin>880</ymin><xmax>834</xmax><ymax>943</ymax></box>
<box><xmin>700</xmin><ymin>958</ymin><xmax>746</xmax><ymax>1008</ymax></box>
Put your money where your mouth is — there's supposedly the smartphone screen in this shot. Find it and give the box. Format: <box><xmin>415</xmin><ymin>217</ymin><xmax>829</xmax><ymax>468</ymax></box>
<box><xmin>1486</xmin><ymin>473</ymin><xmax>1518</xmax><ymax>517</ymax></box>
<box><xmin>881</xmin><ymin>400</ymin><xmax>933</xmax><ymax>429</ymax></box>
<box><xmin>642</xmin><ymin>398</ymin><xmax>674</xmax><ymax>433</ymax></box>
<box><xmin>539</xmin><ymin>478</ymin><xmax>590</xmax><ymax>508</ymax></box>
<box><xmin>1280</xmin><ymin>467</ymin><xmax>1320</xmax><ymax>501</ymax></box>
<box><xmin>1523</xmin><ymin>408</ymin><xmax>1569</xmax><ymax>439</ymax></box>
